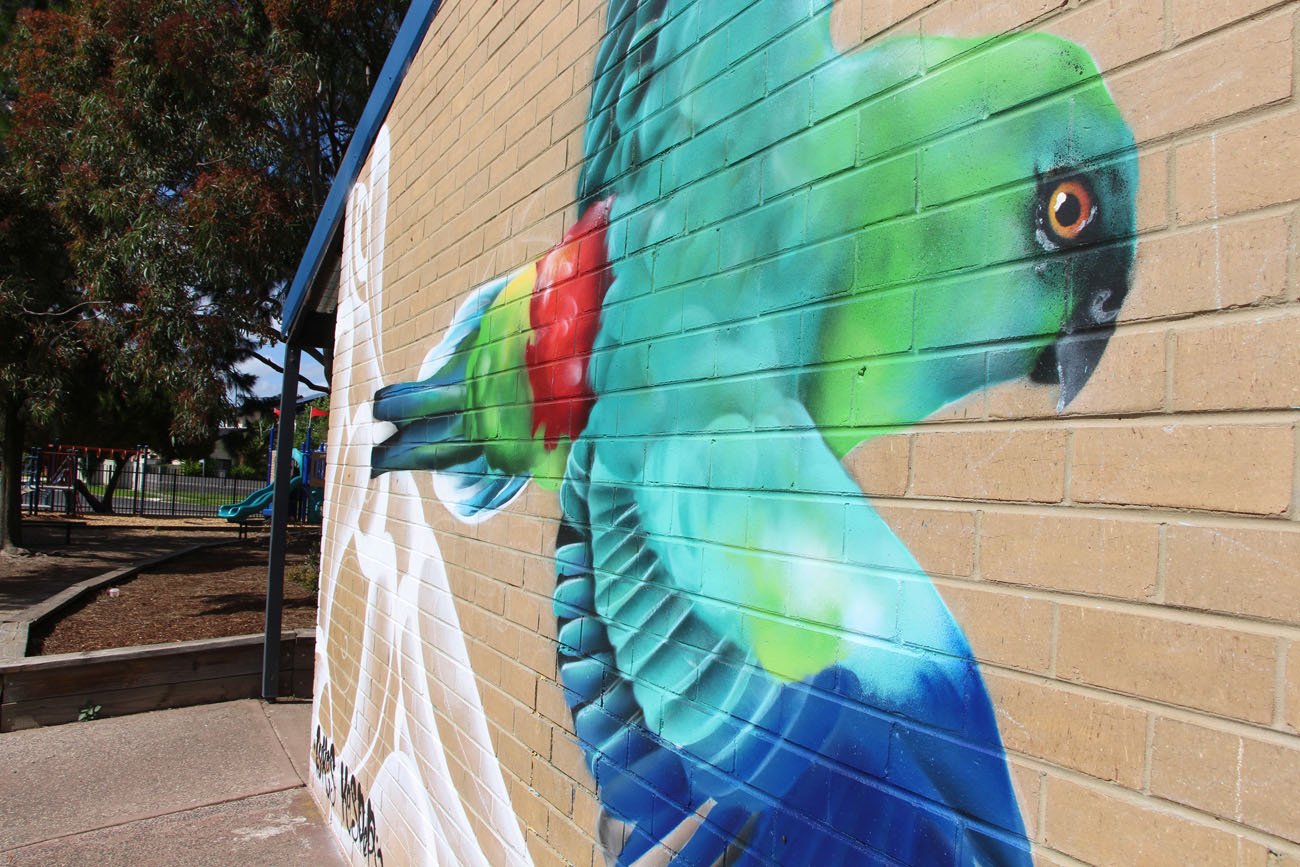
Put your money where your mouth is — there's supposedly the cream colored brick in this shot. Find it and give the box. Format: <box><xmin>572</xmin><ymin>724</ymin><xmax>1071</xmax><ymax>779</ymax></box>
<box><xmin>830</xmin><ymin>0</ymin><xmax>867</xmax><ymax>48</ymax></box>
<box><xmin>1172</xmin><ymin>315</ymin><xmax>1300</xmax><ymax>411</ymax></box>
<box><xmin>921</xmin><ymin>0</ymin><xmax>1064</xmax><ymax>37</ymax></box>
<box><xmin>501</xmin><ymin>658</ymin><xmax>539</xmax><ymax>709</ymax></box>
<box><xmin>1031</xmin><ymin>851</ymin><xmax>1075</xmax><ymax>867</ymax></box>
<box><xmin>1176</xmin><ymin>111</ymin><xmax>1300</xmax><ymax>223</ymax></box>
<box><xmin>937</xmin><ymin>584</ymin><xmax>1053</xmax><ymax>672</ymax></box>
<box><xmin>510</xmin><ymin>777</ymin><xmax>550</xmax><ymax>844</ymax></box>
<box><xmin>1109</xmin><ymin>14</ymin><xmax>1292</xmax><ymax>144</ymax></box>
<box><xmin>986</xmin><ymin>673</ymin><xmax>1148</xmax><ymax>788</ymax></box>
<box><xmin>1172</xmin><ymin>0</ymin><xmax>1285</xmax><ymax>43</ymax></box>
<box><xmin>876</xmin><ymin>505</ymin><xmax>976</xmax><ymax>578</ymax></box>
<box><xmin>1152</xmin><ymin>716</ymin><xmax>1300</xmax><ymax>844</ymax></box>
<box><xmin>912</xmin><ymin>430</ymin><xmax>1068</xmax><ymax>503</ymax></box>
<box><xmin>1043</xmin><ymin>776</ymin><xmax>1272</xmax><ymax>867</ymax></box>
<box><xmin>572</xmin><ymin>787</ymin><xmax>602</xmax><ymax>837</ymax></box>
<box><xmin>551</xmin><ymin>733</ymin><xmax>589</xmax><ymax>786</ymax></box>
<box><xmin>1165</xmin><ymin>523</ymin><xmax>1300</xmax><ymax>621</ymax></box>
<box><xmin>531</xmin><ymin>758</ymin><xmax>576</xmax><ymax>821</ymax></box>
<box><xmin>844</xmin><ymin>433</ymin><xmax>910</xmax><ymax>497</ymax></box>
<box><xmin>980</xmin><ymin>512</ymin><xmax>1159</xmax><ymax>600</ymax></box>
<box><xmin>1046</xmin><ymin>0</ymin><xmax>1164</xmax><ymax>72</ymax></box>
<box><xmin>526</xmin><ymin>829</ymin><xmax>565</xmax><ymax>867</ymax></box>
<box><xmin>985</xmin><ymin>329</ymin><xmax>1165</xmax><ymax>419</ymax></box>
<box><xmin>506</xmin><ymin>591</ymin><xmax>545</xmax><ymax>633</ymax></box>
<box><xmin>1071</xmin><ymin>424</ymin><xmax>1294</xmax><ymax>515</ymax></box>
<box><xmin>548</xmin><ymin>813</ymin><xmax>595</xmax><ymax>867</ymax></box>
<box><xmin>850</xmin><ymin>0</ymin><xmax>931</xmax><ymax>44</ymax></box>
<box><xmin>536</xmin><ymin>678</ymin><xmax>572</xmax><ymax>729</ymax></box>
<box><xmin>1126</xmin><ymin>214</ymin><xmax>1291</xmax><ymax>321</ymax></box>
<box><xmin>1239</xmin><ymin>737</ymin><xmax>1300</xmax><ymax>842</ymax></box>
<box><xmin>1137</xmin><ymin>148</ymin><xmax>1171</xmax><ymax>232</ymax></box>
<box><xmin>1057</xmin><ymin>605</ymin><xmax>1277</xmax><ymax>723</ymax></box>
<box><xmin>1149</xmin><ymin>717</ymin><xmax>1243</xmax><ymax>818</ymax></box>
<box><xmin>497</xmin><ymin>731</ymin><xmax>534</xmax><ymax>787</ymax></box>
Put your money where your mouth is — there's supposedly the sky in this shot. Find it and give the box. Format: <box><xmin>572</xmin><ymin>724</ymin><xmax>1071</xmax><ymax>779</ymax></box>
<box><xmin>239</xmin><ymin>340</ymin><xmax>330</xmax><ymax>402</ymax></box>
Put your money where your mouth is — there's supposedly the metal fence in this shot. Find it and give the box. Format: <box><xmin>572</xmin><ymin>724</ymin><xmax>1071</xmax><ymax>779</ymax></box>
<box><xmin>22</xmin><ymin>449</ymin><xmax>268</xmax><ymax>519</ymax></box>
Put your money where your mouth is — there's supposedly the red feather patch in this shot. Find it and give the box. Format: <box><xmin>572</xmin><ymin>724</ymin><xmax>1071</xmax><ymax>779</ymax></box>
<box><xmin>525</xmin><ymin>197</ymin><xmax>615</xmax><ymax>449</ymax></box>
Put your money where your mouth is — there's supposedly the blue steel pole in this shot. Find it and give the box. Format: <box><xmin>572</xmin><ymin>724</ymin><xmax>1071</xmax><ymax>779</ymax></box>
<box><xmin>262</xmin><ymin>347</ymin><xmax>300</xmax><ymax>700</ymax></box>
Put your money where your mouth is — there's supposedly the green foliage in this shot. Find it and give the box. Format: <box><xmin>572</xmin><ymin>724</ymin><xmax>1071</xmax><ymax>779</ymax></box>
<box><xmin>77</xmin><ymin>701</ymin><xmax>102</xmax><ymax>722</ymax></box>
<box><xmin>288</xmin><ymin>537</ymin><xmax>321</xmax><ymax>593</ymax></box>
<box><xmin>293</xmin><ymin>396</ymin><xmax>329</xmax><ymax>451</ymax></box>
<box><xmin>0</xmin><ymin>0</ymin><xmax>408</xmax><ymax>548</ymax></box>
<box><xmin>178</xmin><ymin>459</ymin><xmax>203</xmax><ymax>477</ymax></box>
<box><xmin>3</xmin><ymin>0</ymin><xmax>409</xmax><ymax>429</ymax></box>
<box><xmin>229</xmin><ymin>463</ymin><xmax>260</xmax><ymax>480</ymax></box>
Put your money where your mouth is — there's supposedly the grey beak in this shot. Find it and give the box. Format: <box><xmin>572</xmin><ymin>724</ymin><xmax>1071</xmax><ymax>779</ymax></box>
<box><xmin>1051</xmin><ymin>329</ymin><xmax>1111</xmax><ymax>412</ymax></box>
<box><xmin>1031</xmin><ymin>284</ymin><xmax>1124</xmax><ymax>412</ymax></box>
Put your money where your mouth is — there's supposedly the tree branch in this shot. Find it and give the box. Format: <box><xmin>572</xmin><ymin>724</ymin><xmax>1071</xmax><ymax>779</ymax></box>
<box><xmin>249</xmin><ymin>350</ymin><xmax>328</xmax><ymax>394</ymax></box>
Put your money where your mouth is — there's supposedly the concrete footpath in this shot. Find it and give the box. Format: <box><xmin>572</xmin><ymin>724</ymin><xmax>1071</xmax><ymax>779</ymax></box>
<box><xmin>0</xmin><ymin>699</ymin><xmax>344</xmax><ymax>866</ymax></box>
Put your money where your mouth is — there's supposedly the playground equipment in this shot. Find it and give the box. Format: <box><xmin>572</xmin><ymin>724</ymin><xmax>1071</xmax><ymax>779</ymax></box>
<box><xmin>217</xmin><ymin>449</ymin><xmax>305</xmax><ymax>521</ymax></box>
<box><xmin>219</xmin><ymin>406</ymin><xmax>327</xmax><ymax>524</ymax></box>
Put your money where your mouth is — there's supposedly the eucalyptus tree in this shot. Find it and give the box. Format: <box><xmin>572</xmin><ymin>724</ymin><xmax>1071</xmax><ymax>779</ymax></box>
<box><xmin>0</xmin><ymin>0</ymin><xmax>406</xmax><ymax>551</ymax></box>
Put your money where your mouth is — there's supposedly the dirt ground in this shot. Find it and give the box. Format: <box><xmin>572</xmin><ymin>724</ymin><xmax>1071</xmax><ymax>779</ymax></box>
<box><xmin>1</xmin><ymin>515</ymin><xmax>319</xmax><ymax>655</ymax></box>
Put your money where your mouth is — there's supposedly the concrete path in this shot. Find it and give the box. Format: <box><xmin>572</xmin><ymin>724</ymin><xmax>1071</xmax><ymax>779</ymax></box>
<box><xmin>0</xmin><ymin>699</ymin><xmax>343</xmax><ymax>866</ymax></box>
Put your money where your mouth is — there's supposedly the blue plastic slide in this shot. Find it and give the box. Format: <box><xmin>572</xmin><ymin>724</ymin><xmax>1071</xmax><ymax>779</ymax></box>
<box><xmin>219</xmin><ymin>449</ymin><xmax>304</xmax><ymax>521</ymax></box>
<box><xmin>218</xmin><ymin>475</ymin><xmax>303</xmax><ymax>521</ymax></box>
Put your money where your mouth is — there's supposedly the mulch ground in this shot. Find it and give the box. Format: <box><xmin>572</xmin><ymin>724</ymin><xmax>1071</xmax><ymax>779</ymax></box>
<box><xmin>7</xmin><ymin>517</ymin><xmax>320</xmax><ymax>656</ymax></box>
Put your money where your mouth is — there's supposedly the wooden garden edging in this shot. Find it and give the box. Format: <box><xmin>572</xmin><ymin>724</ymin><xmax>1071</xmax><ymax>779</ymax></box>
<box><xmin>0</xmin><ymin>629</ymin><xmax>314</xmax><ymax>732</ymax></box>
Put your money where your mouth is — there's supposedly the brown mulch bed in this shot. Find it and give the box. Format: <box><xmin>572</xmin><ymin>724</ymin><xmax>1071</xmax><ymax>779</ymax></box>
<box><xmin>0</xmin><ymin>518</ymin><xmax>237</xmax><ymax>616</ymax></box>
<box><xmin>30</xmin><ymin>533</ymin><xmax>320</xmax><ymax>655</ymax></box>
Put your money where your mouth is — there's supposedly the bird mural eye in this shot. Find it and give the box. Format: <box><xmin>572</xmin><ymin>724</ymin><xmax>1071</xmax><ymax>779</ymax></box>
<box><xmin>1047</xmin><ymin>179</ymin><xmax>1097</xmax><ymax>241</ymax></box>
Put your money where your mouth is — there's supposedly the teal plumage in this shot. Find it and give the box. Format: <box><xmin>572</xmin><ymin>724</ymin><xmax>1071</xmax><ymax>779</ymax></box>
<box><xmin>372</xmin><ymin>1</ymin><xmax>1138</xmax><ymax>863</ymax></box>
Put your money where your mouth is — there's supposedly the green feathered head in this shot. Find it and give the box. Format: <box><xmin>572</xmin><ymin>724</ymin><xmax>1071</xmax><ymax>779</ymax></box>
<box><xmin>804</xmin><ymin>32</ymin><xmax>1138</xmax><ymax>449</ymax></box>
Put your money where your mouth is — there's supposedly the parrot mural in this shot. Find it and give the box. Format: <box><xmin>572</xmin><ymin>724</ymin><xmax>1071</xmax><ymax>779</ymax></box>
<box><xmin>368</xmin><ymin>0</ymin><xmax>1137</xmax><ymax>864</ymax></box>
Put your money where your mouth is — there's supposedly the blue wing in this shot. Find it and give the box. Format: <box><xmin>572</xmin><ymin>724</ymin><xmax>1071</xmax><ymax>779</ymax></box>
<box><xmin>555</xmin><ymin>394</ymin><xmax>1031</xmax><ymax>865</ymax></box>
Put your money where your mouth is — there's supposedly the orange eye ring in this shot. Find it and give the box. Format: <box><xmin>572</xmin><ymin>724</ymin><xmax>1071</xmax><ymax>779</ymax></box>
<box><xmin>1047</xmin><ymin>179</ymin><xmax>1095</xmax><ymax>241</ymax></box>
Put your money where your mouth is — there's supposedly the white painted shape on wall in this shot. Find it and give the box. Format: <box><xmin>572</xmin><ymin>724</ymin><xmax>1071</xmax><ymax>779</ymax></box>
<box><xmin>312</xmin><ymin>124</ymin><xmax>533</xmax><ymax>866</ymax></box>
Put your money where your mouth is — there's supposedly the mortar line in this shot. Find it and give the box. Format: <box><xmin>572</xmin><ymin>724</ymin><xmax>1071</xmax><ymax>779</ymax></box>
<box><xmin>865</xmin><ymin>493</ymin><xmax>1300</xmax><ymax>531</ymax></box>
<box><xmin>848</xmin><ymin>404</ymin><xmax>1300</xmax><ymax>434</ymax></box>
<box><xmin>1163</xmin><ymin>329</ymin><xmax>1176</xmax><ymax>411</ymax></box>
<box><xmin>1153</xmin><ymin>523</ymin><xmax>1168</xmax><ymax>604</ymax></box>
<box><xmin>1142</xmin><ymin>714</ymin><xmax>1156</xmax><ymax>795</ymax></box>
<box><xmin>1292</xmin><ymin>423</ymin><xmax>1300</xmax><ymax>523</ymax></box>
<box><xmin>987</xmin><ymin>663</ymin><xmax>1300</xmax><ymax>749</ymax></box>
<box><xmin>930</xmin><ymin>572</ymin><xmax>1300</xmax><ymax>640</ymax></box>
<box><xmin>1275</xmin><ymin>637</ymin><xmax>1290</xmax><ymax>730</ymax></box>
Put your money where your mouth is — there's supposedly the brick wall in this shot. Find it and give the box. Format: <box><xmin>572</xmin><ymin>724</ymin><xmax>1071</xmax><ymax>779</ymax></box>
<box><xmin>309</xmin><ymin>1</ymin><xmax>1300</xmax><ymax>865</ymax></box>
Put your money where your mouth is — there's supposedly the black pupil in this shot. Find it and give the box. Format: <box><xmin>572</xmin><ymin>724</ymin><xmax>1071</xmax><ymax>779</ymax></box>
<box><xmin>1055</xmin><ymin>191</ymin><xmax>1082</xmax><ymax>228</ymax></box>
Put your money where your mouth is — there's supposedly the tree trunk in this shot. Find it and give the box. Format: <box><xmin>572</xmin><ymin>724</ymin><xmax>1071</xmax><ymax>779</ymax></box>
<box><xmin>1</xmin><ymin>399</ymin><xmax>25</xmax><ymax>553</ymax></box>
<box><xmin>74</xmin><ymin>458</ymin><xmax>125</xmax><ymax>514</ymax></box>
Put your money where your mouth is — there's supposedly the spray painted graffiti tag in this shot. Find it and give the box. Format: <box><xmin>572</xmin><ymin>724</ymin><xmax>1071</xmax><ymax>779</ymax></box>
<box><xmin>312</xmin><ymin>726</ymin><xmax>383</xmax><ymax>867</ymax></box>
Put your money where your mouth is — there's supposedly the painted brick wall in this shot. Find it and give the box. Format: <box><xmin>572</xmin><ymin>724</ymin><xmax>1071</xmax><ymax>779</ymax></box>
<box><xmin>309</xmin><ymin>1</ymin><xmax>1300</xmax><ymax>865</ymax></box>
